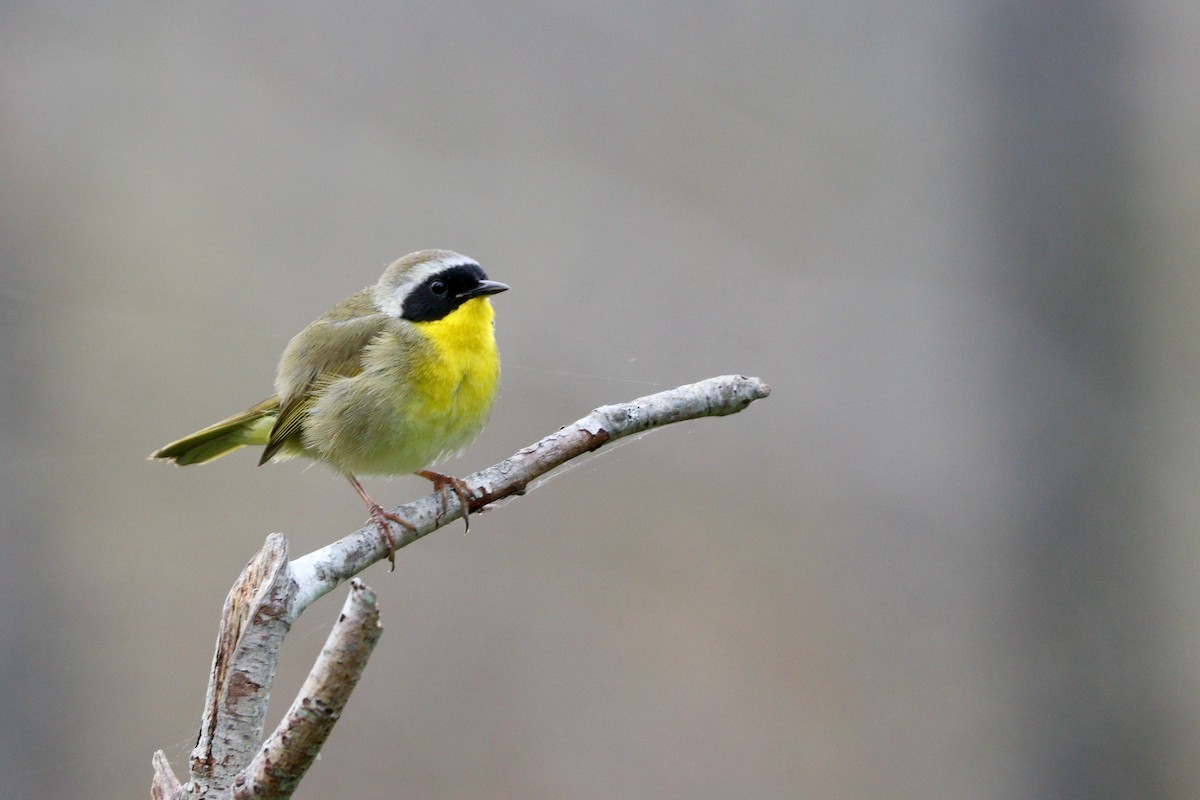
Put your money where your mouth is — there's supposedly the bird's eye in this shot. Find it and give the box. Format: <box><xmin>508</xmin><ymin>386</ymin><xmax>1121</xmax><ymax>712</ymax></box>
<box><xmin>429</xmin><ymin>280</ymin><xmax>447</xmax><ymax>296</ymax></box>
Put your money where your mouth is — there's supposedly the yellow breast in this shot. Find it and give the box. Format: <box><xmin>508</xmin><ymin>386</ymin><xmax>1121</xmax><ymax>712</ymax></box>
<box><xmin>371</xmin><ymin>296</ymin><xmax>500</xmax><ymax>474</ymax></box>
<box><xmin>300</xmin><ymin>296</ymin><xmax>500</xmax><ymax>476</ymax></box>
<box><xmin>408</xmin><ymin>296</ymin><xmax>500</xmax><ymax>429</ymax></box>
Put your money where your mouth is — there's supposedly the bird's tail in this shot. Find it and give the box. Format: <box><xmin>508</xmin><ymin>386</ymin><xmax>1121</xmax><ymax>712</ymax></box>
<box><xmin>150</xmin><ymin>396</ymin><xmax>280</xmax><ymax>465</ymax></box>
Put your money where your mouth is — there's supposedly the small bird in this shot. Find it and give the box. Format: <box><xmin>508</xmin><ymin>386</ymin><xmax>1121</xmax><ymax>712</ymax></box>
<box><xmin>151</xmin><ymin>249</ymin><xmax>509</xmax><ymax>567</ymax></box>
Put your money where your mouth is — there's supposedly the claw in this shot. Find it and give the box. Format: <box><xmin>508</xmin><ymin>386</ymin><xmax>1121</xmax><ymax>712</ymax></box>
<box><xmin>418</xmin><ymin>469</ymin><xmax>475</xmax><ymax>532</ymax></box>
<box><xmin>349</xmin><ymin>475</ymin><xmax>414</xmax><ymax>572</ymax></box>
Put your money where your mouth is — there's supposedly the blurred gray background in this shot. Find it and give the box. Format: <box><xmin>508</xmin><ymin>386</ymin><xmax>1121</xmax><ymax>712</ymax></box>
<box><xmin>3</xmin><ymin>2</ymin><xmax>1200</xmax><ymax>798</ymax></box>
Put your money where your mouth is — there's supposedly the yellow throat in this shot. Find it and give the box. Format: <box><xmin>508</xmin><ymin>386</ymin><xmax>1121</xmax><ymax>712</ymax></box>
<box><xmin>402</xmin><ymin>295</ymin><xmax>500</xmax><ymax>460</ymax></box>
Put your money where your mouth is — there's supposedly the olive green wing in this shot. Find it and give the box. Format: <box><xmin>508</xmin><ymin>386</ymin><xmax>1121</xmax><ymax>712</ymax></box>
<box><xmin>258</xmin><ymin>393</ymin><xmax>314</xmax><ymax>465</ymax></box>
<box><xmin>259</xmin><ymin>297</ymin><xmax>388</xmax><ymax>465</ymax></box>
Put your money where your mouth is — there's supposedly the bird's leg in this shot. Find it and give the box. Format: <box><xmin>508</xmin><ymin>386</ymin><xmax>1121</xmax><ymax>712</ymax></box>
<box><xmin>349</xmin><ymin>475</ymin><xmax>413</xmax><ymax>572</ymax></box>
<box><xmin>418</xmin><ymin>469</ymin><xmax>476</xmax><ymax>532</ymax></box>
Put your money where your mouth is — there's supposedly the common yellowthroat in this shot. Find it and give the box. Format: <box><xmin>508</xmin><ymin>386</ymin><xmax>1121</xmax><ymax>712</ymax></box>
<box><xmin>151</xmin><ymin>250</ymin><xmax>509</xmax><ymax>566</ymax></box>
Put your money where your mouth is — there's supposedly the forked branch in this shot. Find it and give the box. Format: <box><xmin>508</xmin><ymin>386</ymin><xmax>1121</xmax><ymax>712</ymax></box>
<box><xmin>151</xmin><ymin>374</ymin><xmax>770</xmax><ymax>799</ymax></box>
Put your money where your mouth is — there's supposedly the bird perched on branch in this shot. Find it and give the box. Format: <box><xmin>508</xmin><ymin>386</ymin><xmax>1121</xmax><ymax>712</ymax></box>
<box><xmin>151</xmin><ymin>249</ymin><xmax>509</xmax><ymax>568</ymax></box>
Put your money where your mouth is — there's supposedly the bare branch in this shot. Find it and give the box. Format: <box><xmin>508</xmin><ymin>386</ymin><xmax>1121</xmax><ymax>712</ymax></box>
<box><xmin>151</xmin><ymin>750</ymin><xmax>183</xmax><ymax>800</ymax></box>
<box><xmin>189</xmin><ymin>535</ymin><xmax>295</xmax><ymax>795</ymax></box>
<box><xmin>232</xmin><ymin>579</ymin><xmax>383</xmax><ymax>799</ymax></box>
<box><xmin>153</xmin><ymin>375</ymin><xmax>770</xmax><ymax>798</ymax></box>
<box><xmin>289</xmin><ymin>374</ymin><xmax>770</xmax><ymax>612</ymax></box>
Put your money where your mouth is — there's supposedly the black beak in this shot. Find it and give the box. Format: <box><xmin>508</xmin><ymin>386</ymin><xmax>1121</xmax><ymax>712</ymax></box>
<box><xmin>459</xmin><ymin>280</ymin><xmax>510</xmax><ymax>300</ymax></box>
